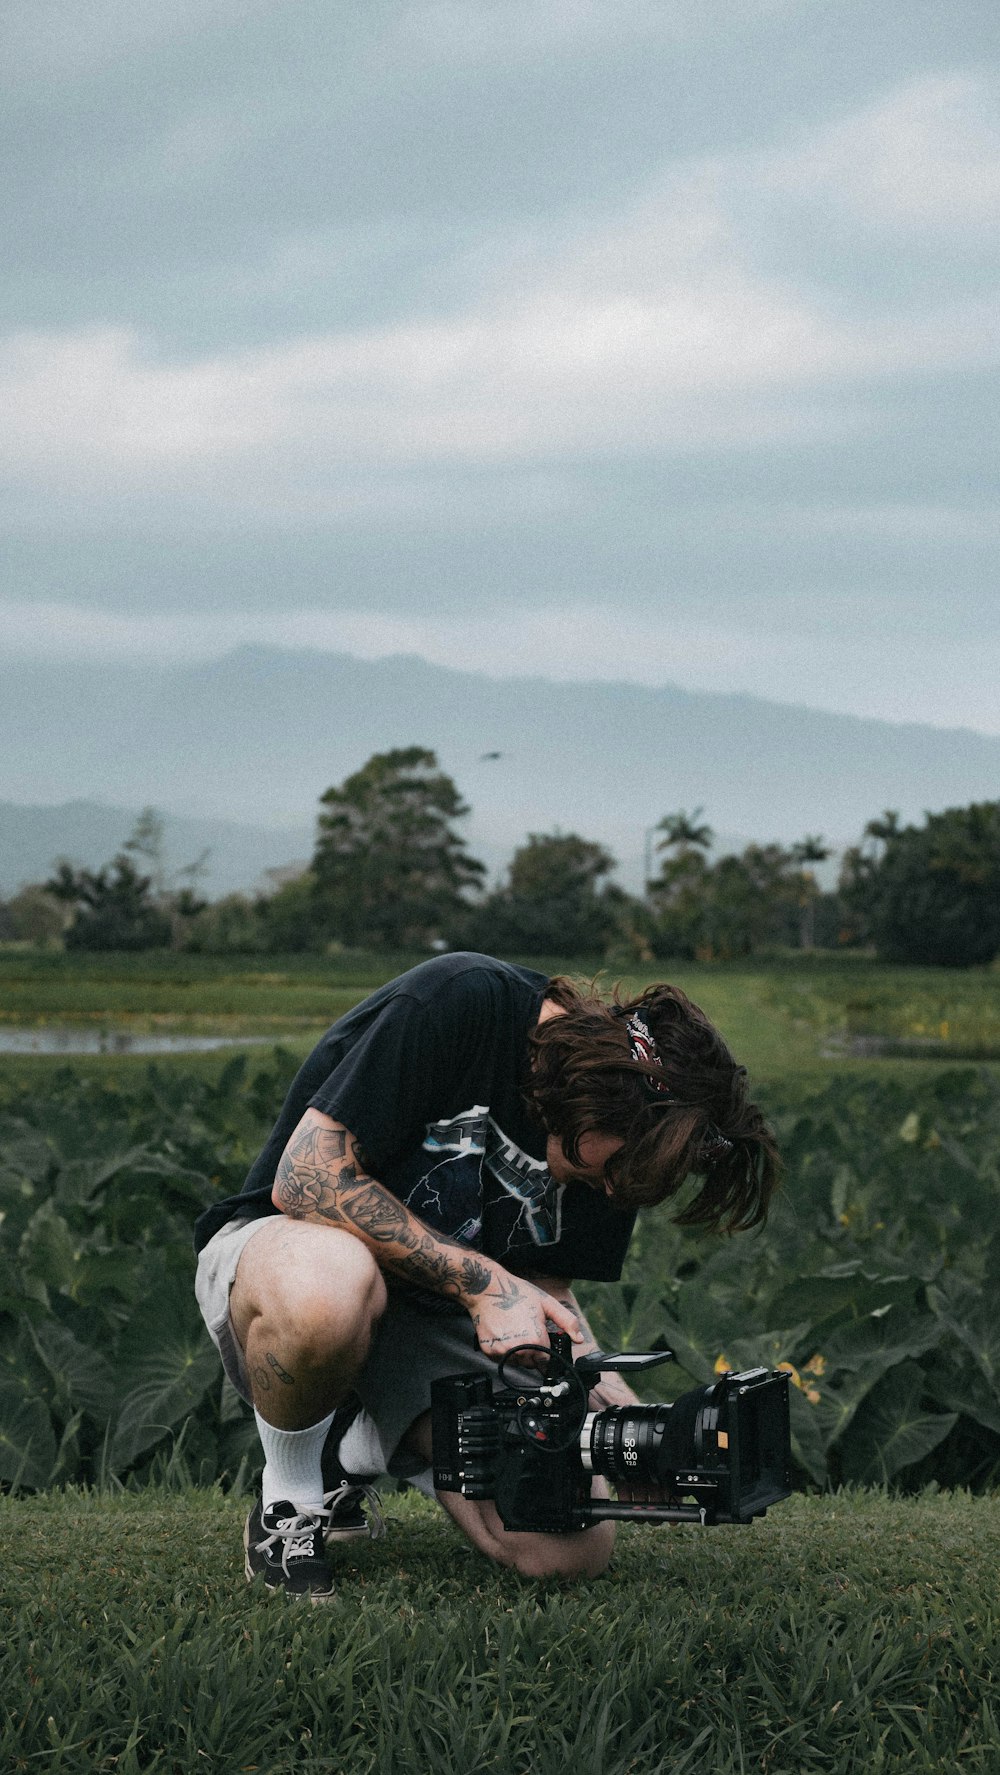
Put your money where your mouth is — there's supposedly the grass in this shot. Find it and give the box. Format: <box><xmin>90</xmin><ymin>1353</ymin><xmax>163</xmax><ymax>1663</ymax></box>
<box><xmin>3</xmin><ymin>1486</ymin><xmax>999</xmax><ymax>1773</ymax></box>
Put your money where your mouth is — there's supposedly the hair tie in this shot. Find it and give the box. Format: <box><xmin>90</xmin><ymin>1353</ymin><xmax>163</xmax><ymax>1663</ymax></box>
<box><xmin>625</xmin><ymin>1010</ymin><xmax>735</xmax><ymax>1161</ymax></box>
<box><xmin>624</xmin><ymin>1012</ymin><xmax>671</xmax><ymax>1099</ymax></box>
<box><xmin>697</xmin><ymin>1127</ymin><xmax>736</xmax><ymax>1165</ymax></box>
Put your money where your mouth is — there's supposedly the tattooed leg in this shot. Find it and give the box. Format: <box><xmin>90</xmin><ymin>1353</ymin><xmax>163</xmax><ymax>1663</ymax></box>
<box><xmin>230</xmin><ymin>1217</ymin><xmax>388</xmax><ymax>1429</ymax></box>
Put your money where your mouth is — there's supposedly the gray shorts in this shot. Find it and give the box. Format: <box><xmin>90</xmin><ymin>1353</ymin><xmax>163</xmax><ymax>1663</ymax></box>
<box><xmin>194</xmin><ymin>1214</ymin><xmax>509</xmax><ymax>1479</ymax></box>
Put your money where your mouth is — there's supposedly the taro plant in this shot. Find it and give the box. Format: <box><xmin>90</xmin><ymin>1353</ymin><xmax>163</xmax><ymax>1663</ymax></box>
<box><xmin>2</xmin><ymin>1056</ymin><xmax>1000</xmax><ymax>1494</ymax></box>
<box><xmin>578</xmin><ymin>1066</ymin><xmax>1000</xmax><ymax>1492</ymax></box>
<box><xmin>0</xmin><ymin>1052</ymin><xmax>300</xmax><ymax>1490</ymax></box>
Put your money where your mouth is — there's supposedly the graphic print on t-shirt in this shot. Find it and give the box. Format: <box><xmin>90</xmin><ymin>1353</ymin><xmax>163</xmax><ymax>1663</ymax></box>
<box><xmin>403</xmin><ymin>1105</ymin><xmax>564</xmax><ymax>1252</ymax></box>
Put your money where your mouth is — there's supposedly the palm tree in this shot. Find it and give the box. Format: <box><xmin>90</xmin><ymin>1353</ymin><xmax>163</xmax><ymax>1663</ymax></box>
<box><xmin>648</xmin><ymin>809</ymin><xmax>715</xmax><ymax>957</ymax></box>
<box><xmin>791</xmin><ymin>834</ymin><xmax>832</xmax><ymax>950</ymax></box>
<box><xmin>654</xmin><ymin>807</ymin><xmax>714</xmax><ymax>861</ymax></box>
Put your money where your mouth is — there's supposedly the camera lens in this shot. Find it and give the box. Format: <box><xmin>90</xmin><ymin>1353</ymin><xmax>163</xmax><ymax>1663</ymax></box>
<box><xmin>582</xmin><ymin>1385</ymin><xmax>725</xmax><ymax>1486</ymax></box>
<box><xmin>582</xmin><ymin>1405</ymin><xmax>672</xmax><ymax>1484</ymax></box>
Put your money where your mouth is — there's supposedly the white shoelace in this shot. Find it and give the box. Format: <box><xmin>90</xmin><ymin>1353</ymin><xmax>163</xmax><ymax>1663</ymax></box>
<box><xmin>325</xmin><ymin>1479</ymin><xmax>386</xmax><ymax>1540</ymax></box>
<box><xmin>256</xmin><ymin>1505</ymin><xmax>332</xmax><ymax>1575</ymax></box>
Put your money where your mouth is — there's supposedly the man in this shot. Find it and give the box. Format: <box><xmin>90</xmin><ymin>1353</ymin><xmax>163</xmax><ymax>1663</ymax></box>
<box><xmin>194</xmin><ymin>952</ymin><xmax>779</xmax><ymax>1597</ymax></box>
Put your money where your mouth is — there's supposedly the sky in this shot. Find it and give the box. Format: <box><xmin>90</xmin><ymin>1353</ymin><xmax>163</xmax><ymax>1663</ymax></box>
<box><xmin>3</xmin><ymin>0</ymin><xmax>999</xmax><ymax>735</ymax></box>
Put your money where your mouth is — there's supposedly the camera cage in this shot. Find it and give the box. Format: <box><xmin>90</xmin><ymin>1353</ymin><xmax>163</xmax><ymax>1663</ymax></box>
<box><xmin>431</xmin><ymin>1331</ymin><xmax>792</xmax><ymax>1532</ymax></box>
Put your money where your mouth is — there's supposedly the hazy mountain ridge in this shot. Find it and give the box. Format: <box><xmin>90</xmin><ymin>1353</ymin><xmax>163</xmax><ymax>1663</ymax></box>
<box><xmin>4</xmin><ymin>648</ymin><xmax>999</xmax><ymax>894</ymax></box>
<box><xmin>0</xmin><ymin>801</ymin><xmax>314</xmax><ymax>902</ymax></box>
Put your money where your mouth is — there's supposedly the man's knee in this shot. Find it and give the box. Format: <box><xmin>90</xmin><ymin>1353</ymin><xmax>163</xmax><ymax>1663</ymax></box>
<box><xmin>508</xmin><ymin>1524</ymin><xmax>616</xmax><ymax>1580</ymax></box>
<box><xmin>232</xmin><ymin>1219</ymin><xmax>387</xmax><ymax>1358</ymax></box>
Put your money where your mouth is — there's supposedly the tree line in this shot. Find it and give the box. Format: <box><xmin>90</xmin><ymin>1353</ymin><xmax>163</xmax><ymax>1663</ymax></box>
<box><xmin>3</xmin><ymin>746</ymin><xmax>999</xmax><ymax>966</ymax></box>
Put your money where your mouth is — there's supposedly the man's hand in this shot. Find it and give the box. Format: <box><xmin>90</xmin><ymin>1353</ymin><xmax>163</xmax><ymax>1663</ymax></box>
<box><xmin>464</xmin><ymin>1272</ymin><xmax>585</xmax><ymax>1364</ymax></box>
<box><xmin>585</xmin><ymin>1370</ymin><xmax>643</xmax><ymax>1410</ymax></box>
<box><xmin>527</xmin><ymin>1274</ymin><xmax>643</xmax><ymax>1407</ymax></box>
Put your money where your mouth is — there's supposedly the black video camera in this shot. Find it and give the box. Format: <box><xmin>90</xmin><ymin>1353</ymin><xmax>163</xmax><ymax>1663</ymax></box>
<box><xmin>432</xmin><ymin>1331</ymin><xmax>792</xmax><ymax>1534</ymax></box>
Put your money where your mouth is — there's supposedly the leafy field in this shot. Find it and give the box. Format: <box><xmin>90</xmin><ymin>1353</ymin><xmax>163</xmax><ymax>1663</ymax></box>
<box><xmin>4</xmin><ymin>1486</ymin><xmax>1000</xmax><ymax>1774</ymax></box>
<box><xmin>2</xmin><ymin>1046</ymin><xmax>999</xmax><ymax>1496</ymax></box>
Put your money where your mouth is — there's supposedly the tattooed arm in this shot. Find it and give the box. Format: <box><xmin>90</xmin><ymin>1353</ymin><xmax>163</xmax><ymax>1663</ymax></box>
<box><xmin>526</xmin><ymin>1274</ymin><xmax>643</xmax><ymax>1408</ymax></box>
<box><xmin>272</xmin><ymin>1108</ymin><xmax>583</xmax><ymax>1362</ymax></box>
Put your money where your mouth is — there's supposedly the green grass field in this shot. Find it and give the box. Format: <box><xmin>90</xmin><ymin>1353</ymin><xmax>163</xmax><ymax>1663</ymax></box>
<box><xmin>4</xmin><ymin>1486</ymin><xmax>1000</xmax><ymax>1774</ymax></box>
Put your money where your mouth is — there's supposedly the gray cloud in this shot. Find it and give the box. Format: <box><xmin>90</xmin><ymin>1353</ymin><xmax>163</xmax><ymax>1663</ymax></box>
<box><xmin>3</xmin><ymin>1</ymin><xmax>999</xmax><ymax>740</ymax></box>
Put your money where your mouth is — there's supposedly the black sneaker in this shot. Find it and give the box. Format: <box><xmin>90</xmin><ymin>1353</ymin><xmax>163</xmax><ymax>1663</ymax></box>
<box><xmin>244</xmin><ymin>1498</ymin><xmax>335</xmax><ymax>1598</ymax></box>
<box><xmin>321</xmin><ymin>1401</ymin><xmax>386</xmax><ymax>1543</ymax></box>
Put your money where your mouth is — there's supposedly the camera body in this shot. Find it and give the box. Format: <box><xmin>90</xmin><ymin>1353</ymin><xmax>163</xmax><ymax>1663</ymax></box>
<box><xmin>432</xmin><ymin>1332</ymin><xmax>791</xmax><ymax>1534</ymax></box>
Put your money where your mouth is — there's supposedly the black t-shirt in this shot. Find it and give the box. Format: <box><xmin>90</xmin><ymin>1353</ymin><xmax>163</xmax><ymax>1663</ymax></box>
<box><xmin>193</xmin><ymin>953</ymin><xmax>635</xmax><ymax>1290</ymax></box>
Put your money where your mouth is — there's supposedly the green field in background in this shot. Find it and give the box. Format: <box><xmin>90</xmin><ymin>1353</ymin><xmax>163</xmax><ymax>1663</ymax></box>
<box><xmin>2</xmin><ymin>947</ymin><xmax>997</xmax><ymax>1088</ymax></box>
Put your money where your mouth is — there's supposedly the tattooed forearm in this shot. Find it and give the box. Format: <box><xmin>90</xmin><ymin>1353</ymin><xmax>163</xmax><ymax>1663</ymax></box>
<box><xmin>330</xmin><ymin>1181</ymin><xmax>410</xmax><ymax>1241</ymax></box>
<box><xmin>458</xmin><ymin>1254</ymin><xmax>493</xmax><ymax>1298</ymax></box>
<box><xmin>272</xmin><ymin>1110</ymin><xmax>506</xmax><ymax>1307</ymax></box>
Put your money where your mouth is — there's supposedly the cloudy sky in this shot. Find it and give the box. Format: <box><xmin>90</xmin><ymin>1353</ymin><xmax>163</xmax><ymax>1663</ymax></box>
<box><xmin>4</xmin><ymin>0</ymin><xmax>999</xmax><ymax>733</ymax></box>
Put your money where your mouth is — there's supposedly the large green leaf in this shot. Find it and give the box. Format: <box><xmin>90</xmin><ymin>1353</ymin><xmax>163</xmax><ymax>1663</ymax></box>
<box><xmin>0</xmin><ymin>1380</ymin><xmax>57</xmax><ymax>1489</ymax></box>
<box><xmin>675</xmin><ymin>1275</ymin><xmax>750</xmax><ymax>1352</ymax></box>
<box><xmin>928</xmin><ymin>1276</ymin><xmax>1000</xmax><ymax>1394</ymax></box>
<box><xmin>642</xmin><ymin>1313</ymin><xmax>715</xmax><ymax>1387</ymax></box>
<box><xmin>819</xmin><ymin>1303</ymin><xmax>942</xmax><ymax>1380</ymax></box>
<box><xmin>576</xmin><ymin>1280</ymin><xmax>672</xmax><ymax>1363</ymax></box>
<box><xmin>0</xmin><ymin>1128</ymin><xmax>55</xmax><ymax>1189</ymax></box>
<box><xmin>17</xmin><ymin>1199</ymin><xmax>78</xmax><ymax>1299</ymax></box>
<box><xmin>27</xmin><ymin>1319</ymin><xmax>117</xmax><ymax>1422</ymax></box>
<box><xmin>923</xmin><ymin>1353</ymin><xmax>1000</xmax><ymax>1437</ymax></box>
<box><xmin>769</xmin><ymin>1267</ymin><xmax>920</xmax><ymax>1336</ymax></box>
<box><xmin>109</xmin><ymin>1269</ymin><xmax>220</xmax><ymax>1472</ymax></box>
<box><xmin>109</xmin><ymin>1339</ymin><xmax>220</xmax><ymax>1472</ymax></box>
<box><xmin>837</xmin><ymin>1360</ymin><xmax>957</xmax><ymax>1483</ymax></box>
<box><xmin>0</xmin><ymin>1246</ymin><xmax>49</xmax><ymax>1316</ymax></box>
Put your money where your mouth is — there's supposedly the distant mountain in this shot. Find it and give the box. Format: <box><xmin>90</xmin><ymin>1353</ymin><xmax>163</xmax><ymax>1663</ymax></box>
<box><xmin>0</xmin><ymin>801</ymin><xmax>313</xmax><ymax>901</ymax></box>
<box><xmin>4</xmin><ymin>647</ymin><xmax>1000</xmax><ymax>893</ymax></box>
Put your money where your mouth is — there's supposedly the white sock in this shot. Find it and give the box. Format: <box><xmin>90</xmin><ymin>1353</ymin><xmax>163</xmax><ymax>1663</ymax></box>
<box><xmin>337</xmin><ymin>1411</ymin><xmax>386</xmax><ymax>1479</ymax></box>
<box><xmin>255</xmin><ymin>1407</ymin><xmax>336</xmax><ymax>1513</ymax></box>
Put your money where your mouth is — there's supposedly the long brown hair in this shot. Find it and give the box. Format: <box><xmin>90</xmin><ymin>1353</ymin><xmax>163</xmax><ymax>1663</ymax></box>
<box><xmin>526</xmin><ymin>976</ymin><xmax>780</xmax><ymax>1233</ymax></box>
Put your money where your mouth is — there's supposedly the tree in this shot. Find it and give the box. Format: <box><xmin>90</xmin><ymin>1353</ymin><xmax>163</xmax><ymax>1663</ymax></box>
<box><xmin>47</xmin><ymin>854</ymin><xmax>173</xmax><ymax>951</ymax></box>
<box><xmin>467</xmin><ymin>831</ymin><xmax>625</xmax><ymax>955</ymax></box>
<box><xmin>181</xmin><ymin>892</ymin><xmax>268</xmax><ymax>955</ymax></box>
<box><xmin>653</xmin><ymin>807</ymin><xmax>714</xmax><ymax>857</ymax></box>
<box><xmin>312</xmin><ymin>747</ymin><xmax>486</xmax><ymax>948</ymax></box>
<box><xmin>647</xmin><ymin>809</ymin><xmax>715</xmax><ymax>957</ymax></box>
<box><xmin>840</xmin><ymin>801</ymin><xmax>1000</xmax><ymax>966</ymax></box>
<box><xmin>647</xmin><ymin>810</ymin><xmax>819</xmax><ymax>958</ymax></box>
<box><xmin>790</xmin><ymin>834</ymin><xmax>832</xmax><ymax>950</ymax></box>
<box><xmin>0</xmin><ymin>883</ymin><xmax>66</xmax><ymax>945</ymax></box>
<box><xmin>123</xmin><ymin>806</ymin><xmax>167</xmax><ymax>898</ymax></box>
<box><xmin>709</xmin><ymin>843</ymin><xmax>798</xmax><ymax>956</ymax></box>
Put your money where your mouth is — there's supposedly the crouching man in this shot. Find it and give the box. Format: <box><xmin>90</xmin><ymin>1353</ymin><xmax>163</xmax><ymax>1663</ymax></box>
<box><xmin>193</xmin><ymin>952</ymin><xmax>779</xmax><ymax>1597</ymax></box>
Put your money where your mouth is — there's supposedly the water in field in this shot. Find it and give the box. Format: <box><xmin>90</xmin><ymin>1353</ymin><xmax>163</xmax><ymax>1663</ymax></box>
<box><xmin>0</xmin><ymin>1027</ymin><xmax>275</xmax><ymax>1056</ymax></box>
